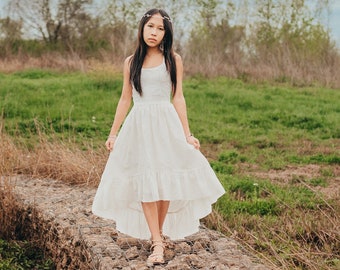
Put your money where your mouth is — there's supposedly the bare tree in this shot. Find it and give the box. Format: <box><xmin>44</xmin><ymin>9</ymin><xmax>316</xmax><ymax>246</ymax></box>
<box><xmin>9</xmin><ymin>0</ymin><xmax>93</xmax><ymax>48</ymax></box>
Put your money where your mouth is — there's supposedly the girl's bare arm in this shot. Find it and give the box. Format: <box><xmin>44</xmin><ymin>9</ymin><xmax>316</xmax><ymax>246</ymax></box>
<box><xmin>106</xmin><ymin>57</ymin><xmax>133</xmax><ymax>150</ymax></box>
<box><xmin>172</xmin><ymin>54</ymin><xmax>200</xmax><ymax>149</ymax></box>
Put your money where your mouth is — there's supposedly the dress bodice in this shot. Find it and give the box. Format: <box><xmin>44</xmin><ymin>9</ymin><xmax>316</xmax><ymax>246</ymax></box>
<box><xmin>132</xmin><ymin>60</ymin><xmax>172</xmax><ymax>103</ymax></box>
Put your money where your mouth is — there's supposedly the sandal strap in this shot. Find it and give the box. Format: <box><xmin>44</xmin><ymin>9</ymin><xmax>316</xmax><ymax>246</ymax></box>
<box><xmin>148</xmin><ymin>252</ymin><xmax>163</xmax><ymax>258</ymax></box>
<box><xmin>151</xmin><ymin>239</ymin><xmax>163</xmax><ymax>242</ymax></box>
<box><xmin>151</xmin><ymin>241</ymin><xmax>165</xmax><ymax>250</ymax></box>
<box><xmin>147</xmin><ymin>255</ymin><xmax>164</xmax><ymax>265</ymax></box>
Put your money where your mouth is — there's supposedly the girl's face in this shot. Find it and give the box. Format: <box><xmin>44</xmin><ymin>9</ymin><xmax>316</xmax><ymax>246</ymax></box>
<box><xmin>143</xmin><ymin>13</ymin><xmax>165</xmax><ymax>48</ymax></box>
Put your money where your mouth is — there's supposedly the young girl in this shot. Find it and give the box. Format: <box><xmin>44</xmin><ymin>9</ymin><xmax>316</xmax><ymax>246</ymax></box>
<box><xmin>92</xmin><ymin>8</ymin><xmax>225</xmax><ymax>266</ymax></box>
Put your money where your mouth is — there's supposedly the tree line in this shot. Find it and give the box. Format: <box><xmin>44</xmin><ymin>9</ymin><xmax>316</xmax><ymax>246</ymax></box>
<box><xmin>0</xmin><ymin>0</ymin><xmax>339</xmax><ymax>87</ymax></box>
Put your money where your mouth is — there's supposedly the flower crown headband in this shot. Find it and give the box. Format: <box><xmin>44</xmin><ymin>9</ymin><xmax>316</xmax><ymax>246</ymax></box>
<box><xmin>142</xmin><ymin>13</ymin><xmax>172</xmax><ymax>23</ymax></box>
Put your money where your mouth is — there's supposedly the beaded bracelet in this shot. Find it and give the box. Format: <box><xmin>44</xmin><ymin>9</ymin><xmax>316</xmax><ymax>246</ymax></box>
<box><xmin>108</xmin><ymin>134</ymin><xmax>117</xmax><ymax>139</ymax></box>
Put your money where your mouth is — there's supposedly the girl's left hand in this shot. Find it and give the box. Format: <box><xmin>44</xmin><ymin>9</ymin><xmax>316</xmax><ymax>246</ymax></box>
<box><xmin>105</xmin><ymin>136</ymin><xmax>116</xmax><ymax>151</ymax></box>
<box><xmin>186</xmin><ymin>135</ymin><xmax>200</xmax><ymax>149</ymax></box>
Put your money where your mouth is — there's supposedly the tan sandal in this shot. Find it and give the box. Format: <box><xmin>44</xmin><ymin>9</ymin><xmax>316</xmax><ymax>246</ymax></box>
<box><xmin>159</xmin><ymin>230</ymin><xmax>167</xmax><ymax>239</ymax></box>
<box><xmin>147</xmin><ymin>240</ymin><xmax>165</xmax><ymax>266</ymax></box>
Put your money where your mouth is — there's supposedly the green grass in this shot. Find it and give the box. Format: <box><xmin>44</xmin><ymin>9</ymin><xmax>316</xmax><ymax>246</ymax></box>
<box><xmin>0</xmin><ymin>239</ymin><xmax>55</xmax><ymax>270</ymax></box>
<box><xmin>186</xmin><ymin>77</ymin><xmax>339</xmax><ymax>170</ymax></box>
<box><xmin>1</xmin><ymin>70</ymin><xmax>122</xmax><ymax>144</ymax></box>
<box><xmin>1</xmin><ymin>71</ymin><xmax>339</xmax><ymax>152</ymax></box>
<box><xmin>1</xmin><ymin>69</ymin><xmax>339</xmax><ymax>269</ymax></box>
<box><xmin>216</xmin><ymin>174</ymin><xmax>324</xmax><ymax>217</ymax></box>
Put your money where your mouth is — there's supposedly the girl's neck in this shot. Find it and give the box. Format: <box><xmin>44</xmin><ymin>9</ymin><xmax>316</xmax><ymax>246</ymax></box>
<box><xmin>146</xmin><ymin>47</ymin><xmax>163</xmax><ymax>57</ymax></box>
<box><xmin>143</xmin><ymin>48</ymin><xmax>164</xmax><ymax>68</ymax></box>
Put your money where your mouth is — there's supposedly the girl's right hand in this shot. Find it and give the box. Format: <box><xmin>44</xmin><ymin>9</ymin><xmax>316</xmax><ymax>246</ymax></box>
<box><xmin>186</xmin><ymin>135</ymin><xmax>200</xmax><ymax>150</ymax></box>
<box><xmin>105</xmin><ymin>136</ymin><xmax>116</xmax><ymax>151</ymax></box>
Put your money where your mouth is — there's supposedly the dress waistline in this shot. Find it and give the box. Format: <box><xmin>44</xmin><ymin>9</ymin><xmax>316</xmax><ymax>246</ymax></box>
<box><xmin>133</xmin><ymin>100</ymin><xmax>171</xmax><ymax>107</ymax></box>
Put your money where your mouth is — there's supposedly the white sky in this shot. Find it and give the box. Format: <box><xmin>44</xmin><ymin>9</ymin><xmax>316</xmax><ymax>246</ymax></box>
<box><xmin>329</xmin><ymin>1</ymin><xmax>340</xmax><ymax>46</ymax></box>
<box><xmin>0</xmin><ymin>0</ymin><xmax>339</xmax><ymax>47</ymax></box>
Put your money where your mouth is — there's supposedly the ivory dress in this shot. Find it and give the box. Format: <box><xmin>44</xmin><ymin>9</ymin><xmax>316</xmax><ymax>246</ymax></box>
<box><xmin>92</xmin><ymin>60</ymin><xmax>225</xmax><ymax>240</ymax></box>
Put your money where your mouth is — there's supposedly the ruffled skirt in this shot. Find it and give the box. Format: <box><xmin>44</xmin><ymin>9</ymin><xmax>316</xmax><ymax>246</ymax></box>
<box><xmin>92</xmin><ymin>101</ymin><xmax>225</xmax><ymax>239</ymax></box>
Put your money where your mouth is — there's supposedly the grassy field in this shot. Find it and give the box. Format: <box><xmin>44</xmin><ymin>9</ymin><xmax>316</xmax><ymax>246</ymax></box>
<box><xmin>0</xmin><ymin>69</ymin><xmax>339</xmax><ymax>269</ymax></box>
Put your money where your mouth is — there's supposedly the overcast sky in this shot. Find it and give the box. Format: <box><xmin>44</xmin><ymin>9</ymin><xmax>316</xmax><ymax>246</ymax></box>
<box><xmin>329</xmin><ymin>1</ymin><xmax>340</xmax><ymax>46</ymax></box>
<box><xmin>0</xmin><ymin>0</ymin><xmax>339</xmax><ymax>47</ymax></box>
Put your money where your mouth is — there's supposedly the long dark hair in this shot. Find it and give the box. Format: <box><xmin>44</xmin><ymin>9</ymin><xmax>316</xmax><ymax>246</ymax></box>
<box><xmin>129</xmin><ymin>8</ymin><xmax>177</xmax><ymax>96</ymax></box>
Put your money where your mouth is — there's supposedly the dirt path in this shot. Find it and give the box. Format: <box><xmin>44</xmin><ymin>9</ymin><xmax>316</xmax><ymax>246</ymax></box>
<box><xmin>4</xmin><ymin>176</ymin><xmax>272</xmax><ymax>270</ymax></box>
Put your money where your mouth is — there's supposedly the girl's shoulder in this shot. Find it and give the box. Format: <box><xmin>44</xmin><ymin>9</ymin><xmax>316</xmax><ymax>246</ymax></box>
<box><xmin>122</xmin><ymin>55</ymin><xmax>134</xmax><ymax>75</ymax></box>
<box><xmin>125</xmin><ymin>55</ymin><xmax>134</xmax><ymax>64</ymax></box>
<box><xmin>123</xmin><ymin>55</ymin><xmax>134</xmax><ymax>69</ymax></box>
<box><xmin>173</xmin><ymin>52</ymin><xmax>182</xmax><ymax>61</ymax></box>
<box><xmin>173</xmin><ymin>52</ymin><xmax>183</xmax><ymax>67</ymax></box>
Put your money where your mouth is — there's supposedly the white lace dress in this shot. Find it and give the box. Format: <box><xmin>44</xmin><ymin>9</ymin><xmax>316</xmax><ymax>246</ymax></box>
<box><xmin>92</xmin><ymin>60</ymin><xmax>225</xmax><ymax>240</ymax></box>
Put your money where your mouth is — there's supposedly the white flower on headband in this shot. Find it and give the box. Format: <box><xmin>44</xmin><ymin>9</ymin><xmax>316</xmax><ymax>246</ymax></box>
<box><xmin>142</xmin><ymin>13</ymin><xmax>172</xmax><ymax>23</ymax></box>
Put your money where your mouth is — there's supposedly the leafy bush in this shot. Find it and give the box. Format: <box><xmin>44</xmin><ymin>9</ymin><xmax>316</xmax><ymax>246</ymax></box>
<box><xmin>0</xmin><ymin>239</ymin><xmax>55</xmax><ymax>270</ymax></box>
